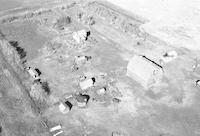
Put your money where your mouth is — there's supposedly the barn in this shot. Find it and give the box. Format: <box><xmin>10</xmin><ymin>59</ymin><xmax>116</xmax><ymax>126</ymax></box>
<box><xmin>127</xmin><ymin>55</ymin><xmax>163</xmax><ymax>88</ymax></box>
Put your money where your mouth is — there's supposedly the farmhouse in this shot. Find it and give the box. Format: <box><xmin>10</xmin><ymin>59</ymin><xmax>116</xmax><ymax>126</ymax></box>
<box><xmin>127</xmin><ymin>55</ymin><xmax>163</xmax><ymax>88</ymax></box>
<box><xmin>79</xmin><ymin>77</ymin><xmax>95</xmax><ymax>90</ymax></box>
<box><xmin>73</xmin><ymin>29</ymin><xmax>90</xmax><ymax>43</ymax></box>
<box><xmin>96</xmin><ymin>87</ymin><xmax>106</xmax><ymax>95</ymax></box>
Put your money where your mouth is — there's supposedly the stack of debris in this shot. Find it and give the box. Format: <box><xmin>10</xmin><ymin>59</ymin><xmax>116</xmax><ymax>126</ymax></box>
<box><xmin>83</xmin><ymin>16</ymin><xmax>95</xmax><ymax>25</ymax></box>
<box><xmin>75</xmin><ymin>55</ymin><xmax>92</xmax><ymax>65</ymax></box>
<box><xmin>50</xmin><ymin>125</ymin><xmax>63</xmax><ymax>136</ymax></box>
<box><xmin>71</xmin><ymin>55</ymin><xmax>92</xmax><ymax>72</ymax></box>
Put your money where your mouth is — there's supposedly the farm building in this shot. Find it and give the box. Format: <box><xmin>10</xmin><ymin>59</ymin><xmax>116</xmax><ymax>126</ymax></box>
<box><xmin>127</xmin><ymin>55</ymin><xmax>163</xmax><ymax>88</ymax></box>
<box><xmin>73</xmin><ymin>29</ymin><xmax>90</xmax><ymax>44</ymax></box>
<box><xmin>74</xmin><ymin>93</ymin><xmax>90</xmax><ymax>107</ymax></box>
<box><xmin>58</xmin><ymin>100</ymin><xmax>73</xmax><ymax>114</ymax></box>
<box><xmin>26</xmin><ymin>67</ymin><xmax>41</xmax><ymax>80</ymax></box>
<box><xmin>79</xmin><ymin>77</ymin><xmax>95</xmax><ymax>90</ymax></box>
<box><xmin>96</xmin><ymin>87</ymin><xmax>106</xmax><ymax>95</ymax></box>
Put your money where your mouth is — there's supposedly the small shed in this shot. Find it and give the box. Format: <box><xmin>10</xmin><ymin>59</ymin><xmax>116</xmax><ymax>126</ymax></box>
<box><xmin>96</xmin><ymin>87</ymin><xmax>106</xmax><ymax>95</ymax></box>
<box><xmin>59</xmin><ymin>100</ymin><xmax>73</xmax><ymax>114</ymax></box>
<box><xmin>160</xmin><ymin>50</ymin><xmax>178</xmax><ymax>64</ymax></box>
<box><xmin>79</xmin><ymin>77</ymin><xmax>95</xmax><ymax>90</ymax></box>
<box><xmin>127</xmin><ymin>55</ymin><xmax>163</xmax><ymax>88</ymax></box>
<box><xmin>26</xmin><ymin>67</ymin><xmax>40</xmax><ymax>80</ymax></box>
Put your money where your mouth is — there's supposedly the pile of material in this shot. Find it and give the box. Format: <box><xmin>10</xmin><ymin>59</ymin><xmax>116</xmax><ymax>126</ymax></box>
<box><xmin>50</xmin><ymin>125</ymin><xmax>63</xmax><ymax>136</ymax></box>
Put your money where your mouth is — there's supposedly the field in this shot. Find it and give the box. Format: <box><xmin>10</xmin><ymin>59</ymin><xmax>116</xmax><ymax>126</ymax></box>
<box><xmin>0</xmin><ymin>0</ymin><xmax>22</xmax><ymax>11</ymax></box>
<box><xmin>108</xmin><ymin>0</ymin><xmax>200</xmax><ymax>50</ymax></box>
<box><xmin>0</xmin><ymin>0</ymin><xmax>200</xmax><ymax>136</ymax></box>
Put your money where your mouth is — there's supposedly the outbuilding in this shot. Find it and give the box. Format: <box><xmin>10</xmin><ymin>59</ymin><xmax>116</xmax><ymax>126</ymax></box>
<box><xmin>50</xmin><ymin>125</ymin><xmax>62</xmax><ymax>132</ymax></box>
<box><xmin>196</xmin><ymin>80</ymin><xmax>200</xmax><ymax>87</ymax></box>
<box><xmin>26</xmin><ymin>67</ymin><xmax>40</xmax><ymax>80</ymax></box>
<box><xmin>127</xmin><ymin>55</ymin><xmax>163</xmax><ymax>88</ymax></box>
<box><xmin>160</xmin><ymin>50</ymin><xmax>178</xmax><ymax>64</ymax></box>
<box><xmin>59</xmin><ymin>98</ymin><xmax>73</xmax><ymax>114</ymax></box>
<box><xmin>96</xmin><ymin>87</ymin><xmax>106</xmax><ymax>95</ymax></box>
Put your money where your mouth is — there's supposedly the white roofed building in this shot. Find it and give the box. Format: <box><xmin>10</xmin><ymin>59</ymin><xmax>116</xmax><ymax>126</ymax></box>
<box><xmin>96</xmin><ymin>87</ymin><xmax>106</xmax><ymax>95</ymax></box>
<box><xmin>79</xmin><ymin>77</ymin><xmax>95</xmax><ymax>90</ymax></box>
<box><xmin>73</xmin><ymin>29</ymin><xmax>89</xmax><ymax>44</ymax></box>
<box><xmin>58</xmin><ymin>100</ymin><xmax>73</xmax><ymax>114</ymax></box>
<box><xmin>127</xmin><ymin>55</ymin><xmax>163</xmax><ymax>88</ymax></box>
<box><xmin>26</xmin><ymin>67</ymin><xmax>40</xmax><ymax>80</ymax></box>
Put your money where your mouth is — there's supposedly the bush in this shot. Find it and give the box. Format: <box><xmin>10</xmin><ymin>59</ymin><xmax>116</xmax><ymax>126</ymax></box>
<box><xmin>9</xmin><ymin>41</ymin><xmax>27</xmax><ymax>59</ymax></box>
<box><xmin>0</xmin><ymin>30</ymin><xmax>5</xmax><ymax>39</ymax></box>
<box><xmin>54</xmin><ymin>16</ymin><xmax>71</xmax><ymax>29</ymax></box>
<box><xmin>41</xmin><ymin>81</ymin><xmax>51</xmax><ymax>95</ymax></box>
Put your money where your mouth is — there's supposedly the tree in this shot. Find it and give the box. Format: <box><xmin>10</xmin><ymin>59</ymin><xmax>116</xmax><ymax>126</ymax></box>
<box><xmin>9</xmin><ymin>41</ymin><xmax>27</xmax><ymax>59</ymax></box>
<box><xmin>54</xmin><ymin>16</ymin><xmax>71</xmax><ymax>30</ymax></box>
<box><xmin>0</xmin><ymin>30</ymin><xmax>5</xmax><ymax>39</ymax></box>
<box><xmin>41</xmin><ymin>81</ymin><xmax>51</xmax><ymax>95</ymax></box>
